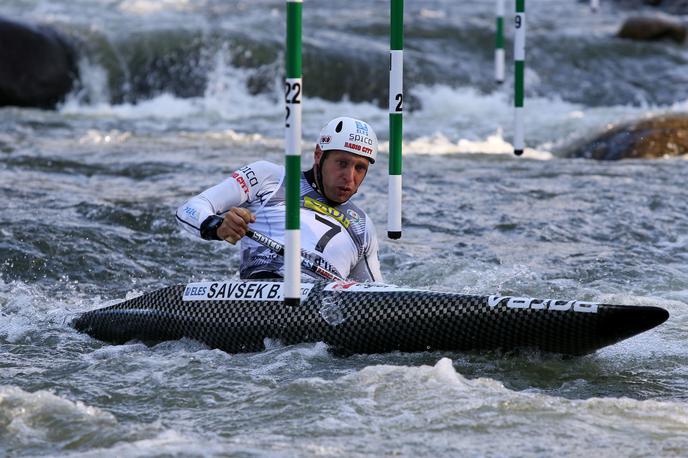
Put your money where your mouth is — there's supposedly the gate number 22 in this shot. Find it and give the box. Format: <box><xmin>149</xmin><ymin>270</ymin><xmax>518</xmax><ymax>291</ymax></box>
<box><xmin>285</xmin><ymin>81</ymin><xmax>301</xmax><ymax>128</ymax></box>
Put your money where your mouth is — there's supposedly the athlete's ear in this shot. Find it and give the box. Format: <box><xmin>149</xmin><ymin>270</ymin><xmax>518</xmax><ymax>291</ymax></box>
<box><xmin>314</xmin><ymin>145</ymin><xmax>323</xmax><ymax>164</ymax></box>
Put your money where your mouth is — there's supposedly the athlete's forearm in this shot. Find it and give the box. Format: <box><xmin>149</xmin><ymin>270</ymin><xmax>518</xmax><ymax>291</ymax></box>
<box><xmin>176</xmin><ymin>195</ymin><xmax>217</xmax><ymax>237</ymax></box>
<box><xmin>176</xmin><ymin>178</ymin><xmax>246</xmax><ymax>238</ymax></box>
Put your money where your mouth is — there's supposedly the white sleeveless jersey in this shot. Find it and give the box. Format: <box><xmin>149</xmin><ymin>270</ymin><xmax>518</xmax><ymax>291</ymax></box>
<box><xmin>176</xmin><ymin>160</ymin><xmax>383</xmax><ymax>282</ymax></box>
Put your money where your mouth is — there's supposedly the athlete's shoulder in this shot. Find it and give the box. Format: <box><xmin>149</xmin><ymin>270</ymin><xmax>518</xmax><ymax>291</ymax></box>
<box><xmin>230</xmin><ymin>160</ymin><xmax>284</xmax><ymax>201</ymax></box>
<box><xmin>339</xmin><ymin>199</ymin><xmax>377</xmax><ymax>238</ymax></box>
<box><xmin>344</xmin><ymin>201</ymin><xmax>378</xmax><ymax>254</ymax></box>
<box><xmin>236</xmin><ymin>160</ymin><xmax>284</xmax><ymax>179</ymax></box>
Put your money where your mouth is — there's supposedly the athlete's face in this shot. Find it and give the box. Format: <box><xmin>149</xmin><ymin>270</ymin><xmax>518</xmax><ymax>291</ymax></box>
<box><xmin>315</xmin><ymin>148</ymin><xmax>370</xmax><ymax>203</ymax></box>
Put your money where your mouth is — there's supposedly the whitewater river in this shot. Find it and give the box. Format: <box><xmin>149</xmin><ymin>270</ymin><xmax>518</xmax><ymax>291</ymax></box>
<box><xmin>2</xmin><ymin>0</ymin><xmax>688</xmax><ymax>456</ymax></box>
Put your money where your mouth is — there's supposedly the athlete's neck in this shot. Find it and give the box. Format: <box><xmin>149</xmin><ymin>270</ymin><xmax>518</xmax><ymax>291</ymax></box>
<box><xmin>304</xmin><ymin>167</ymin><xmax>341</xmax><ymax>207</ymax></box>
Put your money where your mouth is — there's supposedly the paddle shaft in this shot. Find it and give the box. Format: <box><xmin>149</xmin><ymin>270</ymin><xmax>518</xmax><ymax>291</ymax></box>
<box><xmin>245</xmin><ymin>229</ymin><xmax>345</xmax><ymax>282</ymax></box>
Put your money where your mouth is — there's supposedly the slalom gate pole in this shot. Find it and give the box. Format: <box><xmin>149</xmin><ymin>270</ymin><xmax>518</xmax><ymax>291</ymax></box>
<box><xmin>495</xmin><ymin>0</ymin><xmax>505</xmax><ymax>84</ymax></box>
<box><xmin>514</xmin><ymin>0</ymin><xmax>526</xmax><ymax>156</ymax></box>
<box><xmin>285</xmin><ymin>0</ymin><xmax>302</xmax><ymax>305</ymax></box>
<box><xmin>388</xmin><ymin>0</ymin><xmax>403</xmax><ymax>240</ymax></box>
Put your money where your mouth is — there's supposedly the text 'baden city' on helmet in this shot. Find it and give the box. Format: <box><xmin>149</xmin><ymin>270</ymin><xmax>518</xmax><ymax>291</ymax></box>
<box><xmin>317</xmin><ymin>117</ymin><xmax>378</xmax><ymax>164</ymax></box>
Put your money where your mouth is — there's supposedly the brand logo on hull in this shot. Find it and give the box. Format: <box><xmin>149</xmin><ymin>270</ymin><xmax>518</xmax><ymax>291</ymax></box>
<box><xmin>324</xmin><ymin>281</ymin><xmax>416</xmax><ymax>292</ymax></box>
<box><xmin>487</xmin><ymin>296</ymin><xmax>599</xmax><ymax>314</ymax></box>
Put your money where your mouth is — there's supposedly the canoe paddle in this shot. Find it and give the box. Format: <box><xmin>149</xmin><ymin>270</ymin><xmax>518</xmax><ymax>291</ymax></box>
<box><xmin>245</xmin><ymin>229</ymin><xmax>345</xmax><ymax>282</ymax></box>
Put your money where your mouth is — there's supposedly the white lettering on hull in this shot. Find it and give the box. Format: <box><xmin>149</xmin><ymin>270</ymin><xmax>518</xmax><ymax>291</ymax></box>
<box><xmin>183</xmin><ymin>281</ymin><xmax>313</xmax><ymax>302</ymax></box>
<box><xmin>487</xmin><ymin>296</ymin><xmax>599</xmax><ymax>314</ymax></box>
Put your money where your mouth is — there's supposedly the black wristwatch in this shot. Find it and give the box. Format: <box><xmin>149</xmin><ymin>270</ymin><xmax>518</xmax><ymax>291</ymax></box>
<box><xmin>200</xmin><ymin>215</ymin><xmax>224</xmax><ymax>240</ymax></box>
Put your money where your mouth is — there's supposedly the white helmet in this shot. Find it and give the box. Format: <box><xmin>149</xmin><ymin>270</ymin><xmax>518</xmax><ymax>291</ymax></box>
<box><xmin>317</xmin><ymin>116</ymin><xmax>378</xmax><ymax>164</ymax></box>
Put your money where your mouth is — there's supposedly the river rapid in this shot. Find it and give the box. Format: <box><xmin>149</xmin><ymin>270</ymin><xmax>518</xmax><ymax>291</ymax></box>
<box><xmin>1</xmin><ymin>0</ymin><xmax>688</xmax><ymax>456</ymax></box>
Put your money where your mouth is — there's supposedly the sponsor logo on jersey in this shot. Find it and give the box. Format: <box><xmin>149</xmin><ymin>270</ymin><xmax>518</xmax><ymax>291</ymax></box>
<box><xmin>304</xmin><ymin>196</ymin><xmax>350</xmax><ymax>229</ymax></box>
<box><xmin>238</xmin><ymin>166</ymin><xmax>259</xmax><ymax>186</ymax></box>
<box><xmin>183</xmin><ymin>206</ymin><xmax>200</xmax><ymax>221</ymax></box>
<box><xmin>486</xmin><ymin>296</ymin><xmax>599</xmax><ymax>314</ymax></box>
<box><xmin>183</xmin><ymin>281</ymin><xmax>313</xmax><ymax>302</ymax></box>
<box><xmin>347</xmin><ymin>209</ymin><xmax>360</xmax><ymax>222</ymax></box>
<box><xmin>302</xmin><ymin>250</ymin><xmax>339</xmax><ymax>275</ymax></box>
<box><xmin>232</xmin><ymin>172</ymin><xmax>250</xmax><ymax>195</ymax></box>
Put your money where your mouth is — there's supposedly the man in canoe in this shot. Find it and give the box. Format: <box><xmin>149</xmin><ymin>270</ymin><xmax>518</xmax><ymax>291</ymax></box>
<box><xmin>176</xmin><ymin>116</ymin><xmax>383</xmax><ymax>282</ymax></box>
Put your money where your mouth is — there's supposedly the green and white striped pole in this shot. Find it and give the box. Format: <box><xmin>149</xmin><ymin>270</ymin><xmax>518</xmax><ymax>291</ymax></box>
<box><xmin>285</xmin><ymin>0</ymin><xmax>302</xmax><ymax>305</ymax></box>
<box><xmin>388</xmin><ymin>0</ymin><xmax>403</xmax><ymax>240</ymax></box>
<box><xmin>514</xmin><ymin>0</ymin><xmax>525</xmax><ymax>156</ymax></box>
<box><xmin>495</xmin><ymin>0</ymin><xmax>505</xmax><ymax>84</ymax></box>
<box><xmin>591</xmin><ymin>0</ymin><xmax>599</xmax><ymax>13</ymax></box>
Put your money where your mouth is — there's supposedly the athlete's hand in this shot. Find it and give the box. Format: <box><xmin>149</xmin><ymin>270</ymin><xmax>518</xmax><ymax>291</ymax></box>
<box><xmin>217</xmin><ymin>207</ymin><xmax>256</xmax><ymax>244</ymax></box>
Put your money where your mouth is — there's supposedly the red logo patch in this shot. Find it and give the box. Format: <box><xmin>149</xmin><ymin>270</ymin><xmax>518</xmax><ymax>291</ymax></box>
<box><xmin>232</xmin><ymin>172</ymin><xmax>250</xmax><ymax>195</ymax></box>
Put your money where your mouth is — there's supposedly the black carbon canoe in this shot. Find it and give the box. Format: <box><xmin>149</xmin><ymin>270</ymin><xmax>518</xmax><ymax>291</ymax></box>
<box><xmin>72</xmin><ymin>280</ymin><xmax>669</xmax><ymax>356</ymax></box>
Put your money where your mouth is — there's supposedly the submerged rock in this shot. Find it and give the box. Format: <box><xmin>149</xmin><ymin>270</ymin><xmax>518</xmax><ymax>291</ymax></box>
<box><xmin>0</xmin><ymin>16</ymin><xmax>79</xmax><ymax>109</ymax></box>
<box><xmin>561</xmin><ymin>114</ymin><xmax>688</xmax><ymax>160</ymax></box>
<box><xmin>617</xmin><ymin>14</ymin><xmax>687</xmax><ymax>42</ymax></box>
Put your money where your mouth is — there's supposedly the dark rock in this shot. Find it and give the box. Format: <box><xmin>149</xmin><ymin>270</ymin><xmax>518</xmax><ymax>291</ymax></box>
<box><xmin>561</xmin><ymin>114</ymin><xmax>688</xmax><ymax>160</ymax></box>
<box><xmin>617</xmin><ymin>14</ymin><xmax>687</xmax><ymax>42</ymax></box>
<box><xmin>0</xmin><ymin>16</ymin><xmax>79</xmax><ymax>109</ymax></box>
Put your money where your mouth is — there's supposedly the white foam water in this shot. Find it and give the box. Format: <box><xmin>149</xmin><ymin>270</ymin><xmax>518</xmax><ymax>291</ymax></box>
<box><xmin>61</xmin><ymin>54</ymin><xmax>688</xmax><ymax>161</ymax></box>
